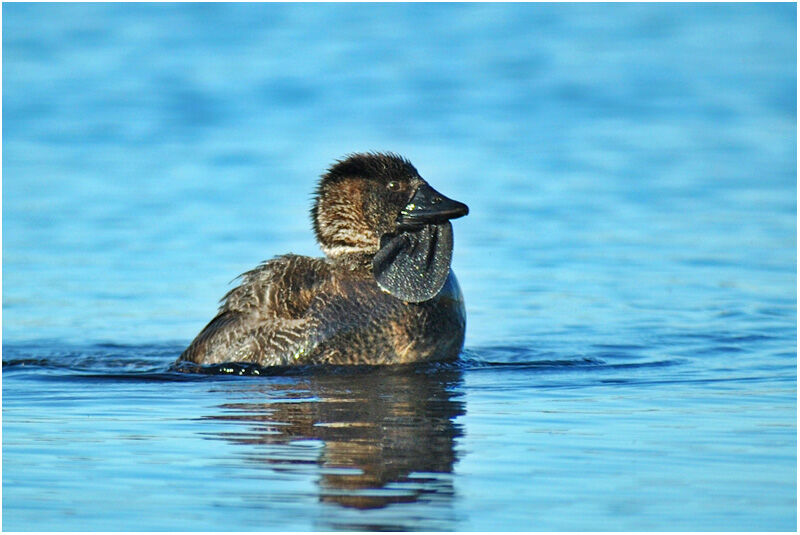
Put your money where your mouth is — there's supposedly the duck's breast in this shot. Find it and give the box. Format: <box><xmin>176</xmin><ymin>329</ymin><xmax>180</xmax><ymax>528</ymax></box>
<box><xmin>308</xmin><ymin>271</ymin><xmax>465</xmax><ymax>365</ymax></box>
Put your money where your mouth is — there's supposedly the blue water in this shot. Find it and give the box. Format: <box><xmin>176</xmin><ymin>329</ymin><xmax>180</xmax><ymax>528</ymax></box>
<box><xmin>3</xmin><ymin>3</ymin><xmax>796</xmax><ymax>531</ymax></box>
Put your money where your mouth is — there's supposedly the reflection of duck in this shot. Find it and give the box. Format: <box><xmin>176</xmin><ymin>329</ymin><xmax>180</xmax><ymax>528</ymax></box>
<box><xmin>204</xmin><ymin>369</ymin><xmax>465</xmax><ymax>512</ymax></box>
<box><xmin>178</xmin><ymin>153</ymin><xmax>468</xmax><ymax>367</ymax></box>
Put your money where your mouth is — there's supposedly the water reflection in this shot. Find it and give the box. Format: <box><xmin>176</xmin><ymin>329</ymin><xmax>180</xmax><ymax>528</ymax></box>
<box><xmin>204</xmin><ymin>369</ymin><xmax>465</xmax><ymax>510</ymax></box>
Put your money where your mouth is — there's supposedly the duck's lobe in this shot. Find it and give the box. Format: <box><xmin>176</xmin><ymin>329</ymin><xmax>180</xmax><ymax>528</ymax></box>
<box><xmin>372</xmin><ymin>222</ymin><xmax>453</xmax><ymax>303</ymax></box>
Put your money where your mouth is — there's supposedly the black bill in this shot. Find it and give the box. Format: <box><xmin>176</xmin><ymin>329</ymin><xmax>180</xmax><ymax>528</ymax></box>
<box><xmin>396</xmin><ymin>183</ymin><xmax>468</xmax><ymax>230</ymax></box>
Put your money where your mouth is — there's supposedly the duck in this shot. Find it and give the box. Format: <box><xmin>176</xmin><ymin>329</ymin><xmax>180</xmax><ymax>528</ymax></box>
<box><xmin>177</xmin><ymin>152</ymin><xmax>469</xmax><ymax>366</ymax></box>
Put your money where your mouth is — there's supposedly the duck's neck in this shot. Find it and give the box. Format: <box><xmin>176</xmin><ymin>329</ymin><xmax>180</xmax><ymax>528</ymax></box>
<box><xmin>327</xmin><ymin>251</ymin><xmax>375</xmax><ymax>273</ymax></box>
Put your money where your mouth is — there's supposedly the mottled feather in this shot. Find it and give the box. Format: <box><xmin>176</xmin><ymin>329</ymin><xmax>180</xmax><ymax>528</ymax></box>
<box><xmin>179</xmin><ymin>255</ymin><xmax>331</xmax><ymax>365</ymax></box>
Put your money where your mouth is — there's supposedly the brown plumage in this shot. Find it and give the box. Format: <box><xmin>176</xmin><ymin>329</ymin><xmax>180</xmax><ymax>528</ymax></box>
<box><xmin>178</xmin><ymin>152</ymin><xmax>468</xmax><ymax>366</ymax></box>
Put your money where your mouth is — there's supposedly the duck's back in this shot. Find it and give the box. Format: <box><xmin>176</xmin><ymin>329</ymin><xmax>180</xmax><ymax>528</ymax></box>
<box><xmin>178</xmin><ymin>255</ymin><xmax>330</xmax><ymax>366</ymax></box>
<box><xmin>179</xmin><ymin>255</ymin><xmax>465</xmax><ymax>366</ymax></box>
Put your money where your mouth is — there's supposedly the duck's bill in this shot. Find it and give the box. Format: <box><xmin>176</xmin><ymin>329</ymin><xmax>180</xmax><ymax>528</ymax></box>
<box><xmin>396</xmin><ymin>184</ymin><xmax>469</xmax><ymax>230</ymax></box>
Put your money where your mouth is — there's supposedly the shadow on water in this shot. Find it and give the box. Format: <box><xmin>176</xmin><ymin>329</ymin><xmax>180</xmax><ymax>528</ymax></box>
<box><xmin>200</xmin><ymin>369</ymin><xmax>465</xmax><ymax>511</ymax></box>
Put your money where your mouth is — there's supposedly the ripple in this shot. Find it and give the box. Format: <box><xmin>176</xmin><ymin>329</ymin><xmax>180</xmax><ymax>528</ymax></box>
<box><xmin>0</xmin><ymin>340</ymin><xmax>736</xmax><ymax>381</ymax></box>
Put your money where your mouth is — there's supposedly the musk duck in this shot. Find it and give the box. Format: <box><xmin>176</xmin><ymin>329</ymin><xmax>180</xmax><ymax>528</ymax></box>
<box><xmin>178</xmin><ymin>152</ymin><xmax>468</xmax><ymax>366</ymax></box>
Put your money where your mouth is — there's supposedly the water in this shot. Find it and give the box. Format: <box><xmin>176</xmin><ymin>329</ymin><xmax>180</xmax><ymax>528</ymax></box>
<box><xmin>3</xmin><ymin>3</ymin><xmax>796</xmax><ymax>531</ymax></box>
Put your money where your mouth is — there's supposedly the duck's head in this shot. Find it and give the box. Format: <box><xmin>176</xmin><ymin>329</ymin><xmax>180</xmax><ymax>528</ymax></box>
<box><xmin>312</xmin><ymin>152</ymin><xmax>468</xmax><ymax>302</ymax></box>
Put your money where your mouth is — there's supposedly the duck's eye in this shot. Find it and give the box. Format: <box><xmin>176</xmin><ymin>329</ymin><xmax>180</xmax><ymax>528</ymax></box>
<box><xmin>387</xmin><ymin>181</ymin><xmax>402</xmax><ymax>192</ymax></box>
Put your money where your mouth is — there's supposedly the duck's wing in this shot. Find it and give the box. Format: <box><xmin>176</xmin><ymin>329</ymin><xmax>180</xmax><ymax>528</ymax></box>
<box><xmin>179</xmin><ymin>254</ymin><xmax>331</xmax><ymax>366</ymax></box>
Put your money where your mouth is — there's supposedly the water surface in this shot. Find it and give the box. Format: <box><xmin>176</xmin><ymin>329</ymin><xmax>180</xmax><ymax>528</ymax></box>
<box><xmin>3</xmin><ymin>3</ymin><xmax>796</xmax><ymax>531</ymax></box>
